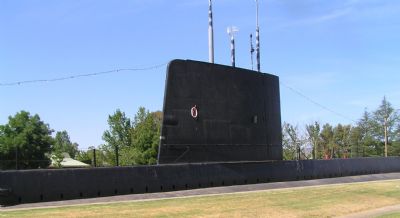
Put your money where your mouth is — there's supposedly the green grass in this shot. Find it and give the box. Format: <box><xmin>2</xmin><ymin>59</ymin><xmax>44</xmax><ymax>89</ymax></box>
<box><xmin>377</xmin><ymin>212</ymin><xmax>400</xmax><ymax>218</ymax></box>
<box><xmin>2</xmin><ymin>180</ymin><xmax>400</xmax><ymax>218</ymax></box>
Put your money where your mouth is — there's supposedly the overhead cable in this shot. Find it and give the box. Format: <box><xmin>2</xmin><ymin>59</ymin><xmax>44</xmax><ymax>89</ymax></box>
<box><xmin>280</xmin><ymin>81</ymin><xmax>356</xmax><ymax>123</ymax></box>
<box><xmin>0</xmin><ymin>63</ymin><xmax>167</xmax><ymax>86</ymax></box>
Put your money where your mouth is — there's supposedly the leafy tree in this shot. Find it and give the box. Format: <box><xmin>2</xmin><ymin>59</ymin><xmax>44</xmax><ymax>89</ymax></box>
<box><xmin>76</xmin><ymin>146</ymin><xmax>109</xmax><ymax>167</ymax></box>
<box><xmin>306</xmin><ymin>121</ymin><xmax>321</xmax><ymax>159</ymax></box>
<box><xmin>119</xmin><ymin>108</ymin><xmax>161</xmax><ymax>165</ymax></box>
<box><xmin>349</xmin><ymin>126</ymin><xmax>363</xmax><ymax>158</ymax></box>
<box><xmin>354</xmin><ymin>110</ymin><xmax>378</xmax><ymax>157</ymax></box>
<box><xmin>333</xmin><ymin>124</ymin><xmax>351</xmax><ymax>158</ymax></box>
<box><xmin>102</xmin><ymin>109</ymin><xmax>132</xmax><ymax>166</ymax></box>
<box><xmin>320</xmin><ymin>124</ymin><xmax>334</xmax><ymax>159</ymax></box>
<box><xmin>75</xmin><ymin>149</ymin><xmax>92</xmax><ymax>165</ymax></box>
<box><xmin>371</xmin><ymin>97</ymin><xmax>400</xmax><ymax>157</ymax></box>
<box><xmin>0</xmin><ymin>111</ymin><xmax>53</xmax><ymax>170</ymax></box>
<box><xmin>130</xmin><ymin>109</ymin><xmax>161</xmax><ymax>165</ymax></box>
<box><xmin>53</xmin><ymin>130</ymin><xmax>78</xmax><ymax>159</ymax></box>
<box><xmin>282</xmin><ymin>123</ymin><xmax>307</xmax><ymax>160</ymax></box>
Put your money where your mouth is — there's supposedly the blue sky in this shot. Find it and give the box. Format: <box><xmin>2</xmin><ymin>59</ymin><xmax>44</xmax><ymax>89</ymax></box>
<box><xmin>1</xmin><ymin>0</ymin><xmax>400</xmax><ymax>149</ymax></box>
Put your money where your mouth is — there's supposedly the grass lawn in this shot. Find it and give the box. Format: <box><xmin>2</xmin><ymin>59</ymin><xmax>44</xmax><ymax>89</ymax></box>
<box><xmin>378</xmin><ymin>212</ymin><xmax>400</xmax><ymax>218</ymax></box>
<box><xmin>2</xmin><ymin>180</ymin><xmax>400</xmax><ymax>218</ymax></box>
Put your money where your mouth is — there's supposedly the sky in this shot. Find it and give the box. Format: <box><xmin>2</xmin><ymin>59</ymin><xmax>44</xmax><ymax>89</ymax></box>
<box><xmin>1</xmin><ymin>0</ymin><xmax>400</xmax><ymax>150</ymax></box>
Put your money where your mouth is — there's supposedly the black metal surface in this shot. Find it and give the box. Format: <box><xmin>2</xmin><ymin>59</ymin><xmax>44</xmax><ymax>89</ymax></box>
<box><xmin>1</xmin><ymin>157</ymin><xmax>400</xmax><ymax>205</ymax></box>
<box><xmin>2</xmin><ymin>60</ymin><xmax>399</xmax><ymax>206</ymax></box>
<box><xmin>157</xmin><ymin>60</ymin><xmax>282</xmax><ymax>164</ymax></box>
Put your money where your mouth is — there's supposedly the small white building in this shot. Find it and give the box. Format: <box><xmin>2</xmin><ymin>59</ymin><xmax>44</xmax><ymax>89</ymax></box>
<box><xmin>50</xmin><ymin>153</ymin><xmax>90</xmax><ymax>168</ymax></box>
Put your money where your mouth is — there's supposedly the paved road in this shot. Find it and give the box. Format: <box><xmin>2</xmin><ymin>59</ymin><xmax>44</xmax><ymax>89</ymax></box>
<box><xmin>2</xmin><ymin>172</ymin><xmax>400</xmax><ymax>211</ymax></box>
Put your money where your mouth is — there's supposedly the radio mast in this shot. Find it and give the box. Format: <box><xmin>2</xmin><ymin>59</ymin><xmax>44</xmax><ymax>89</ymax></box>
<box><xmin>255</xmin><ymin>0</ymin><xmax>261</xmax><ymax>72</ymax></box>
<box><xmin>250</xmin><ymin>34</ymin><xmax>255</xmax><ymax>70</ymax></box>
<box><xmin>227</xmin><ymin>26</ymin><xmax>239</xmax><ymax>67</ymax></box>
<box><xmin>208</xmin><ymin>0</ymin><xmax>214</xmax><ymax>63</ymax></box>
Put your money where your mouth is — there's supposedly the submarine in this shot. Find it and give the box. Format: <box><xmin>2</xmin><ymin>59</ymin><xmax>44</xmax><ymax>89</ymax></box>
<box><xmin>1</xmin><ymin>59</ymin><xmax>400</xmax><ymax>206</ymax></box>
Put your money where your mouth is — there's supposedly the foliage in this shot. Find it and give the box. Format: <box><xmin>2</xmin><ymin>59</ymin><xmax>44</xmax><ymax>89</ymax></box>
<box><xmin>129</xmin><ymin>109</ymin><xmax>161</xmax><ymax>165</ymax></box>
<box><xmin>333</xmin><ymin>124</ymin><xmax>351</xmax><ymax>158</ymax></box>
<box><xmin>119</xmin><ymin>108</ymin><xmax>161</xmax><ymax>165</ymax></box>
<box><xmin>101</xmin><ymin>107</ymin><xmax>161</xmax><ymax>166</ymax></box>
<box><xmin>371</xmin><ymin>97</ymin><xmax>400</xmax><ymax>156</ymax></box>
<box><xmin>320</xmin><ymin>123</ymin><xmax>334</xmax><ymax>159</ymax></box>
<box><xmin>306</xmin><ymin>121</ymin><xmax>320</xmax><ymax>159</ymax></box>
<box><xmin>283</xmin><ymin>97</ymin><xmax>400</xmax><ymax>159</ymax></box>
<box><xmin>0</xmin><ymin>111</ymin><xmax>53</xmax><ymax>170</ymax></box>
<box><xmin>75</xmin><ymin>146</ymin><xmax>109</xmax><ymax>167</ymax></box>
<box><xmin>53</xmin><ymin>130</ymin><xmax>78</xmax><ymax>159</ymax></box>
<box><xmin>282</xmin><ymin>123</ymin><xmax>309</xmax><ymax>160</ymax></box>
<box><xmin>102</xmin><ymin>109</ymin><xmax>132</xmax><ymax>166</ymax></box>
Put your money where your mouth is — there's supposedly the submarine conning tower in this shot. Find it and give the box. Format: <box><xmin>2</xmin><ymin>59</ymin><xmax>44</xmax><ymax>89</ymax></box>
<box><xmin>157</xmin><ymin>59</ymin><xmax>283</xmax><ymax>164</ymax></box>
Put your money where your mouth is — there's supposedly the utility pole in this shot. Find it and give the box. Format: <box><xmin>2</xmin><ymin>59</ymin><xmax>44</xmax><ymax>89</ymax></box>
<box><xmin>384</xmin><ymin>116</ymin><xmax>388</xmax><ymax>157</ymax></box>
<box><xmin>297</xmin><ymin>145</ymin><xmax>301</xmax><ymax>160</ymax></box>
<box><xmin>93</xmin><ymin>148</ymin><xmax>97</xmax><ymax>167</ymax></box>
<box><xmin>208</xmin><ymin>0</ymin><xmax>214</xmax><ymax>63</ymax></box>
<box><xmin>15</xmin><ymin>145</ymin><xmax>18</xmax><ymax>170</ymax></box>
<box><xmin>115</xmin><ymin>146</ymin><xmax>119</xmax><ymax>166</ymax></box>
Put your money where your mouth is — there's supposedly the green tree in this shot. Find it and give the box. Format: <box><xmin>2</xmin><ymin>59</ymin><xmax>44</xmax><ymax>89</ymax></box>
<box><xmin>75</xmin><ymin>149</ymin><xmax>91</xmax><ymax>165</ymax></box>
<box><xmin>349</xmin><ymin>126</ymin><xmax>363</xmax><ymax>158</ymax></box>
<box><xmin>53</xmin><ymin>130</ymin><xmax>78</xmax><ymax>159</ymax></box>
<box><xmin>333</xmin><ymin>124</ymin><xmax>351</xmax><ymax>158</ymax></box>
<box><xmin>131</xmin><ymin>110</ymin><xmax>161</xmax><ymax>165</ymax></box>
<box><xmin>320</xmin><ymin>124</ymin><xmax>334</xmax><ymax>159</ymax></box>
<box><xmin>102</xmin><ymin>109</ymin><xmax>132</xmax><ymax>166</ymax></box>
<box><xmin>120</xmin><ymin>108</ymin><xmax>161</xmax><ymax>165</ymax></box>
<box><xmin>371</xmin><ymin>97</ymin><xmax>400</xmax><ymax>157</ymax></box>
<box><xmin>76</xmin><ymin>146</ymin><xmax>109</xmax><ymax>167</ymax></box>
<box><xmin>354</xmin><ymin>110</ymin><xmax>378</xmax><ymax>157</ymax></box>
<box><xmin>306</xmin><ymin>121</ymin><xmax>321</xmax><ymax>159</ymax></box>
<box><xmin>0</xmin><ymin>111</ymin><xmax>53</xmax><ymax>170</ymax></box>
<box><xmin>282</xmin><ymin>123</ymin><xmax>306</xmax><ymax>160</ymax></box>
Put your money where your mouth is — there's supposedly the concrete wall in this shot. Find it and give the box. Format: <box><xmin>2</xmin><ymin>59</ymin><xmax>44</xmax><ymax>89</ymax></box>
<box><xmin>1</xmin><ymin>157</ymin><xmax>400</xmax><ymax>205</ymax></box>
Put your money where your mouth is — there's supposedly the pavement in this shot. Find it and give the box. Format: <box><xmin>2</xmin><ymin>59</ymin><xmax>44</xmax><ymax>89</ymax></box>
<box><xmin>1</xmin><ymin>172</ymin><xmax>400</xmax><ymax>212</ymax></box>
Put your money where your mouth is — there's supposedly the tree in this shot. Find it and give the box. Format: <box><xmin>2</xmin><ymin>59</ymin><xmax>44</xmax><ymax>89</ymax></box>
<box><xmin>306</xmin><ymin>121</ymin><xmax>321</xmax><ymax>159</ymax></box>
<box><xmin>371</xmin><ymin>97</ymin><xmax>400</xmax><ymax>157</ymax></box>
<box><xmin>102</xmin><ymin>109</ymin><xmax>132</xmax><ymax>166</ymax></box>
<box><xmin>119</xmin><ymin>108</ymin><xmax>161</xmax><ymax>165</ymax></box>
<box><xmin>353</xmin><ymin>110</ymin><xmax>377</xmax><ymax>157</ymax></box>
<box><xmin>53</xmin><ymin>130</ymin><xmax>78</xmax><ymax>159</ymax></box>
<box><xmin>282</xmin><ymin>123</ymin><xmax>307</xmax><ymax>160</ymax></box>
<box><xmin>333</xmin><ymin>124</ymin><xmax>351</xmax><ymax>158</ymax></box>
<box><xmin>349</xmin><ymin>126</ymin><xmax>363</xmax><ymax>158</ymax></box>
<box><xmin>130</xmin><ymin>109</ymin><xmax>161</xmax><ymax>165</ymax></box>
<box><xmin>0</xmin><ymin>111</ymin><xmax>53</xmax><ymax>170</ymax></box>
<box><xmin>320</xmin><ymin>124</ymin><xmax>334</xmax><ymax>159</ymax></box>
<box><xmin>76</xmin><ymin>146</ymin><xmax>109</xmax><ymax>167</ymax></box>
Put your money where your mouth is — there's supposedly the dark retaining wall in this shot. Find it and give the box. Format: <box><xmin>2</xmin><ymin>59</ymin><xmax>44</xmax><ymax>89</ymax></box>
<box><xmin>1</xmin><ymin>157</ymin><xmax>400</xmax><ymax>205</ymax></box>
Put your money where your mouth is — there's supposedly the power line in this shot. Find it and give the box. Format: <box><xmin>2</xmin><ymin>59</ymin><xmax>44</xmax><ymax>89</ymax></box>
<box><xmin>1</xmin><ymin>62</ymin><xmax>355</xmax><ymax>123</ymax></box>
<box><xmin>280</xmin><ymin>81</ymin><xmax>356</xmax><ymax>123</ymax></box>
<box><xmin>0</xmin><ymin>63</ymin><xmax>167</xmax><ymax>87</ymax></box>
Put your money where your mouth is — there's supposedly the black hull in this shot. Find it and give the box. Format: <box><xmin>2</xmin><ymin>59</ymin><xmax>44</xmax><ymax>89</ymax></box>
<box><xmin>1</xmin><ymin>157</ymin><xmax>400</xmax><ymax>205</ymax></box>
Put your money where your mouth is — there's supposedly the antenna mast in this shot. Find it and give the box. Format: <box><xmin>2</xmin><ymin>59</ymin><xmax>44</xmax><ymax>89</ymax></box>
<box><xmin>250</xmin><ymin>34</ymin><xmax>254</xmax><ymax>70</ymax></box>
<box><xmin>227</xmin><ymin>26</ymin><xmax>239</xmax><ymax>67</ymax></box>
<box><xmin>208</xmin><ymin>0</ymin><xmax>214</xmax><ymax>63</ymax></box>
<box><xmin>255</xmin><ymin>0</ymin><xmax>261</xmax><ymax>72</ymax></box>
